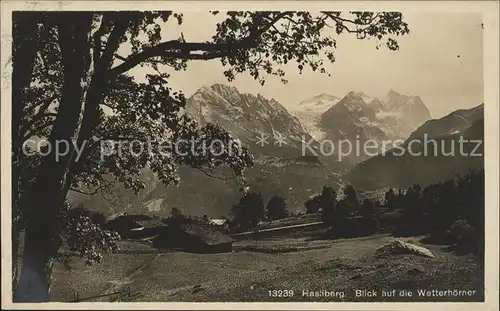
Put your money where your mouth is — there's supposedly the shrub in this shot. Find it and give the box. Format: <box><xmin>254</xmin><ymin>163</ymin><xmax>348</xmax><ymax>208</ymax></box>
<box><xmin>448</xmin><ymin>218</ymin><xmax>475</xmax><ymax>245</ymax></box>
<box><xmin>305</xmin><ymin>186</ymin><xmax>337</xmax><ymax>215</ymax></box>
<box><xmin>231</xmin><ymin>192</ymin><xmax>266</xmax><ymax>231</ymax></box>
<box><xmin>57</xmin><ymin>202</ymin><xmax>119</xmax><ymax>266</ymax></box>
<box><xmin>266</xmin><ymin>195</ymin><xmax>289</xmax><ymax>220</ymax></box>
<box><xmin>384</xmin><ymin>188</ymin><xmax>396</xmax><ymax>210</ymax></box>
<box><xmin>342</xmin><ymin>185</ymin><xmax>359</xmax><ymax>210</ymax></box>
<box><xmin>360</xmin><ymin>199</ymin><xmax>375</xmax><ymax>217</ymax></box>
<box><xmin>391</xmin><ymin>169</ymin><xmax>484</xmax><ymax>254</ymax></box>
<box><xmin>69</xmin><ymin>204</ymin><xmax>107</xmax><ymax>228</ymax></box>
<box><xmin>304</xmin><ymin>196</ymin><xmax>321</xmax><ymax>214</ymax></box>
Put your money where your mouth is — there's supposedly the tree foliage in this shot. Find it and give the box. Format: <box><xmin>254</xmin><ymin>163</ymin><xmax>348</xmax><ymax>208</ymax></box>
<box><xmin>318</xmin><ymin>186</ymin><xmax>338</xmax><ymax>222</ymax></box>
<box><xmin>56</xmin><ymin>202</ymin><xmax>119</xmax><ymax>266</ymax></box>
<box><xmin>360</xmin><ymin>199</ymin><xmax>375</xmax><ymax>217</ymax></box>
<box><xmin>231</xmin><ymin>192</ymin><xmax>266</xmax><ymax>230</ymax></box>
<box><xmin>384</xmin><ymin>187</ymin><xmax>396</xmax><ymax>209</ymax></box>
<box><xmin>342</xmin><ymin>184</ymin><xmax>359</xmax><ymax>210</ymax></box>
<box><xmin>393</xmin><ymin>169</ymin><xmax>484</xmax><ymax>254</ymax></box>
<box><xmin>305</xmin><ymin>186</ymin><xmax>336</xmax><ymax>215</ymax></box>
<box><xmin>266</xmin><ymin>195</ymin><xmax>289</xmax><ymax>220</ymax></box>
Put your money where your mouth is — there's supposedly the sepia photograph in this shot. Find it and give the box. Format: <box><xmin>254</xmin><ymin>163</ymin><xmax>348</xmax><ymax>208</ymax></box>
<box><xmin>1</xmin><ymin>1</ymin><xmax>499</xmax><ymax>310</ymax></box>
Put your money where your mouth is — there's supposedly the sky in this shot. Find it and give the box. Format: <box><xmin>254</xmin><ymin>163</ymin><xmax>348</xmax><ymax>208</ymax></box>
<box><xmin>131</xmin><ymin>12</ymin><xmax>484</xmax><ymax>119</ymax></box>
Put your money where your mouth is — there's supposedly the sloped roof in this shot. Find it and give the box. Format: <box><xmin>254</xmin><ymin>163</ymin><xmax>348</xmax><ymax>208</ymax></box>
<box><xmin>136</xmin><ymin>218</ymin><xmax>167</xmax><ymax>229</ymax></box>
<box><xmin>209</xmin><ymin>218</ymin><xmax>229</xmax><ymax>226</ymax></box>
<box><xmin>179</xmin><ymin>223</ymin><xmax>234</xmax><ymax>245</ymax></box>
<box><xmin>126</xmin><ymin>214</ymin><xmax>153</xmax><ymax>221</ymax></box>
<box><xmin>107</xmin><ymin>216</ymin><xmax>143</xmax><ymax>230</ymax></box>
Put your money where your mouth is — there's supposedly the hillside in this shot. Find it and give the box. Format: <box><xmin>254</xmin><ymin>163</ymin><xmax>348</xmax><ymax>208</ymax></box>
<box><xmin>144</xmin><ymin>155</ymin><xmax>340</xmax><ymax>217</ymax></box>
<box><xmin>407</xmin><ymin>103</ymin><xmax>483</xmax><ymax>141</ymax></box>
<box><xmin>343</xmin><ymin>105</ymin><xmax>484</xmax><ymax>191</ymax></box>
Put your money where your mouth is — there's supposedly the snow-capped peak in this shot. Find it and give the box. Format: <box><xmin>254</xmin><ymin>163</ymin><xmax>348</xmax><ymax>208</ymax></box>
<box><xmin>289</xmin><ymin>93</ymin><xmax>341</xmax><ymax>141</ymax></box>
<box><xmin>294</xmin><ymin>93</ymin><xmax>340</xmax><ymax>113</ymax></box>
<box><xmin>345</xmin><ymin>91</ymin><xmax>373</xmax><ymax>104</ymax></box>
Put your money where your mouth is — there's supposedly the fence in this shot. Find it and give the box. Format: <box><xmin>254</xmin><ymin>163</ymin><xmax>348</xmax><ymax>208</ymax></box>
<box><xmin>72</xmin><ymin>286</ymin><xmax>141</xmax><ymax>302</ymax></box>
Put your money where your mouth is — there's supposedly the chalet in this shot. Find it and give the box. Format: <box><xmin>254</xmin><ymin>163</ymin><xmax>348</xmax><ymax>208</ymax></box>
<box><xmin>208</xmin><ymin>218</ymin><xmax>231</xmax><ymax>231</ymax></box>
<box><xmin>106</xmin><ymin>214</ymin><xmax>166</xmax><ymax>239</ymax></box>
<box><xmin>152</xmin><ymin>222</ymin><xmax>235</xmax><ymax>253</ymax></box>
<box><xmin>134</xmin><ymin>218</ymin><xmax>168</xmax><ymax>239</ymax></box>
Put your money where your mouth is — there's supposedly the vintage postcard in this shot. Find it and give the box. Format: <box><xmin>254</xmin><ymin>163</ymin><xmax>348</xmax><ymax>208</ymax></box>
<box><xmin>1</xmin><ymin>1</ymin><xmax>499</xmax><ymax>310</ymax></box>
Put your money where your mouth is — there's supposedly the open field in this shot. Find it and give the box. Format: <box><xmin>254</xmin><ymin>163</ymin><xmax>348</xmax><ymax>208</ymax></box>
<box><xmin>50</xmin><ymin>233</ymin><xmax>483</xmax><ymax>302</ymax></box>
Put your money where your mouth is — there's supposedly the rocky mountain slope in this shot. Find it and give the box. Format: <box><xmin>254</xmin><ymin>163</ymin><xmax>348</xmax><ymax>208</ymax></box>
<box><xmin>316</xmin><ymin>90</ymin><xmax>431</xmax><ymax>164</ymax></box>
<box><xmin>69</xmin><ymin>85</ymin><xmax>466</xmax><ymax>219</ymax></box>
<box><xmin>320</xmin><ymin>91</ymin><xmax>389</xmax><ymax>144</ymax></box>
<box><xmin>321</xmin><ymin>90</ymin><xmax>432</xmax><ymax>140</ymax></box>
<box><xmin>374</xmin><ymin>99</ymin><xmax>430</xmax><ymax>140</ymax></box>
<box><xmin>185</xmin><ymin>84</ymin><xmax>316</xmax><ymax>157</ymax></box>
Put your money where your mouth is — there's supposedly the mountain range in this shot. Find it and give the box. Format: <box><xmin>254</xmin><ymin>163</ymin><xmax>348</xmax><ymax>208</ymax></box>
<box><xmin>406</xmin><ymin>103</ymin><xmax>483</xmax><ymax>141</ymax></box>
<box><xmin>68</xmin><ymin>83</ymin><xmax>483</xmax><ymax>219</ymax></box>
<box><xmin>343</xmin><ymin>103</ymin><xmax>484</xmax><ymax>191</ymax></box>
<box><xmin>294</xmin><ymin>90</ymin><xmax>432</xmax><ymax>164</ymax></box>
<box><xmin>185</xmin><ymin>83</ymin><xmax>316</xmax><ymax>157</ymax></box>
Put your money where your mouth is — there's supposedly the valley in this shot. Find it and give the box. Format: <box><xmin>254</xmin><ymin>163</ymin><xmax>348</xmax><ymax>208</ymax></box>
<box><xmin>67</xmin><ymin>84</ymin><xmax>484</xmax><ymax>220</ymax></box>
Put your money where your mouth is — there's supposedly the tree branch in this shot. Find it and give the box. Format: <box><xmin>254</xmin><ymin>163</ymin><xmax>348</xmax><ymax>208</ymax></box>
<box><xmin>92</xmin><ymin>14</ymin><xmax>110</xmax><ymax>69</ymax></box>
<box><xmin>321</xmin><ymin>12</ymin><xmax>368</xmax><ymax>25</ymax></box>
<box><xmin>321</xmin><ymin>12</ymin><xmax>381</xmax><ymax>35</ymax></box>
<box><xmin>109</xmin><ymin>41</ymin><xmax>238</xmax><ymax>75</ymax></box>
<box><xmin>195</xmin><ymin>167</ymin><xmax>234</xmax><ymax>181</ymax></box>
<box><xmin>69</xmin><ymin>175</ymin><xmax>117</xmax><ymax>196</ymax></box>
<box><xmin>69</xmin><ymin>187</ymin><xmax>103</xmax><ymax>196</ymax></box>
<box><xmin>100</xmin><ymin>18</ymin><xmax>129</xmax><ymax>70</ymax></box>
<box><xmin>23</xmin><ymin>123</ymin><xmax>53</xmax><ymax>141</ymax></box>
<box><xmin>109</xmin><ymin>12</ymin><xmax>294</xmax><ymax>76</ymax></box>
<box><xmin>283</xmin><ymin>16</ymin><xmax>298</xmax><ymax>25</ymax></box>
<box><xmin>113</xmin><ymin>53</ymin><xmax>127</xmax><ymax>62</ymax></box>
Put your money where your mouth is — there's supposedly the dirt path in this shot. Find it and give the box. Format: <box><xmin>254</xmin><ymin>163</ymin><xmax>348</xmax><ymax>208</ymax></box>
<box><xmin>94</xmin><ymin>253</ymin><xmax>164</xmax><ymax>301</ymax></box>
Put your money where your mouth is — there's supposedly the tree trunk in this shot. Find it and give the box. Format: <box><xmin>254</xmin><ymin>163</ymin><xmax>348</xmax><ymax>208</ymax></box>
<box><xmin>11</xmin><ymin>12</ymin><xmax>40</xmax><ymax>297</ymax></box>
<box><xmin>69</xmin><ymin>73</ymin><xmax>109</xmax><ymax>176</ymax></box>
<box><xmin>71</xmin><ymin>16</ymin><xmax>130</xmax><ymax>177</ymax></box>
<box><xmin>15</xmin><ymin>14</ymin><xmax>94</xmax><ymax>302</ymax></box>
